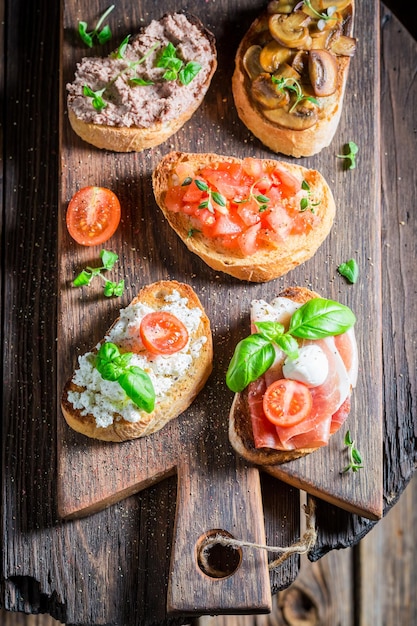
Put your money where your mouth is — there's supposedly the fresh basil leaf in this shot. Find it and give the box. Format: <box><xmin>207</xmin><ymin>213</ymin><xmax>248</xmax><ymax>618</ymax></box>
<box><xmin>344</xmin><ymin>430</ymin><xmax>353</xmax><ymax>446</ymax></box>
<box><xmin>112</xmin><ymin>279</ymin><xmax>125</xmax><ymax>297</ymax></box>
<box><xmin>179</xmin><ymin>61</ymin><xmax>202</xmax><ymax>85</ymax></box>
<box><xmin>338</xmin><ymin>259</ymin><xmax>359</xmax><ymax>284</ymax></box>
<box><xmin>96</xmin><ymin>343</ymin><xmax>122</xmax><ymax>380</ymax></box>
<box><xmin>254</xmin><ymin>321</ymin><xmax>285</xmax><ymax>343</ymax></box>
<box><xmin>226</xmin><ymin>334</ymin><xmax>275</xmax><ymax>393</ymax></box>
<box><xmin>288</xmin><ymin>298</ymin><xmax>356</xmax><ymax>339</ymax></box>
<box><xmin>118</xmin><ymin>367</ymin><xmax>155</xmax><ymax>412</ymax></box>
<box><xmin>275</xmin><ymin>333</ymin><xmax>299</xmax><ymax>360</ymax></box>
<box><xmin>351</xmin><ymin>447</ymin><xmax>363</xmax><ymax>465</ymax></box>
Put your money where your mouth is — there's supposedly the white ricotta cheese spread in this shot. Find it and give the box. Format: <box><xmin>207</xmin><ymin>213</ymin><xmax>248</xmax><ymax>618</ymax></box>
<box><xmin>67</xmin><ymin>289</ymin><xmax>207</xmax><ymax>428</ymax></box>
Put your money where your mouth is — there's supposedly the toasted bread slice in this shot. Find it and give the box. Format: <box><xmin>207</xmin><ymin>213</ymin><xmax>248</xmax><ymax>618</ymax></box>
<box><xmin>66</xmin><ymin>13</ymin><xmax>217</xmax><ymax>152</ymax></box>
<box><xmin>152</xmin><ymin>151</ymin><xmax>336</xmax><ymax>282</ymax></box>
<box><xmin>228</xmin><ymin>286</ymin><xmax>356</xmax><ymax>465</ymax></box>
<box><xmin>61</xmin><ymin>281</ymin><xmax>213</xmax><ymax>442</ymax></box>
<box><xmin>232</xmin><ymin>2</ymin><xmax>355</xmax><ymax>157</ymax></box>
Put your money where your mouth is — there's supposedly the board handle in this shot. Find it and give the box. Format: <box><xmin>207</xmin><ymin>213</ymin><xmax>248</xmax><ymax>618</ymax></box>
<box><xmin>167</xmin><ymin>459</ymin><xmax>272</xmax><ymax>616</ymax></box>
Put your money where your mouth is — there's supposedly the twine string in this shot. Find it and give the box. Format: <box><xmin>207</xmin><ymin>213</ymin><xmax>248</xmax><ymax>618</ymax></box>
<box><xmin>200</xmin><ymin>499</ymin><xmax>317</xmax><ymax>573</ymax></box>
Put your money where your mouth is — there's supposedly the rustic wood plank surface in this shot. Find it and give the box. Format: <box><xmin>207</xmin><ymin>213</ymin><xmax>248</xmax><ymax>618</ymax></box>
<box><xmin>2</xmin><ymin>1</ymin><xmax>416</xmax><ymax>626</ymax></box>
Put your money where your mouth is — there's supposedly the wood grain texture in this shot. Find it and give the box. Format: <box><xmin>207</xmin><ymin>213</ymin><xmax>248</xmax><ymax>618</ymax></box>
<box><xmin>2</xmin><ymin>1</ymin><xmax>416</xmax><ymax>625</ymax></box>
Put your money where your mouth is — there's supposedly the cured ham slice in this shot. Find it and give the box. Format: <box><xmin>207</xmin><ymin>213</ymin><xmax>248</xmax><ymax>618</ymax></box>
<box><xmin>248</xmin><ymin>297</ymin><xmax>358</xmax><ymax>451</ymax></box>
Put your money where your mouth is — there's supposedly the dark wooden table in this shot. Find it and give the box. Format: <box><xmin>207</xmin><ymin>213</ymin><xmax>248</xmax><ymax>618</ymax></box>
<box><xmin>2</xmin><ymin>1</ymin><xmax>416</xmax><ymax>625</ymax></box>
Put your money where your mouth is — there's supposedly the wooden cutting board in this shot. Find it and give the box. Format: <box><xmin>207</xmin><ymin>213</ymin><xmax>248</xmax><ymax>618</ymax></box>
<box><xmin>58</xmin><ymin>0</ymin><xmax>382</xmax><ymax>616</ymax></box>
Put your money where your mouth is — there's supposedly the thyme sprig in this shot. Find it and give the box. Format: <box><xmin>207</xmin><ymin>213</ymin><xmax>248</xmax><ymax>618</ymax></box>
<box><xmin>234</xmin><ymin>179</ymin><xmax>270</xmax><ymax>212</ymax></box>
<box><xmin>300</xmin><ymin>179</ymin><xmax>320</xmax><ymax>213</ymax></box>
<box><xmin>341</xmin><ymin>430</ymin><xmax>363</xmax><ymax>473</ymax></box>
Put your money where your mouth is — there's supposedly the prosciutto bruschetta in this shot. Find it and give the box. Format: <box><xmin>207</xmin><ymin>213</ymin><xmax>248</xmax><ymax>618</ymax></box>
<box><xmin>227</xmin><ymin>286</ymin><xmax>358</xmax><ymax>464</ymax></box>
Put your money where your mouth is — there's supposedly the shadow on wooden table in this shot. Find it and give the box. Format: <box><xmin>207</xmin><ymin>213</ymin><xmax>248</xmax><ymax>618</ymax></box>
<box><xmin>1</xmin><ymin>473</ymin><xmax>416</xmax><ymax>626</ymax></box>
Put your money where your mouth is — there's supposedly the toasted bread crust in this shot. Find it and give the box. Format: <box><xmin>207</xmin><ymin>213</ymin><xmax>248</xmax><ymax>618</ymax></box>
<box><xmin>67</xmin><ymin>14</ymin><xmax>217</xmax><ymax>152</ymax></box>
<box><xmin>152</xmin><ymin>152</ymin><xmax>335</xmax><ymax>282</ymax></box>
<box><xmin>228</xmin><ymin>286</ymin><xmax>338</xmax><ymax>465</ymax></box>
<box><xmin>61</xmin><ymin>281</ymin><xmax>213</xmax><ymax>442</ymax></box>
<box><xmin>232</xmin><ymin>6</ymin><xmax>354</xmax><ymax>157</ymax></box>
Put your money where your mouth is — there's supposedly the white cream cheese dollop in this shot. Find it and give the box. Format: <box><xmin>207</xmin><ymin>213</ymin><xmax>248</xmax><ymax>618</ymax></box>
<box><xmin>283</xmin><ymin>344</ymin><xmax>329</xmax><ymax>387</ymax></box>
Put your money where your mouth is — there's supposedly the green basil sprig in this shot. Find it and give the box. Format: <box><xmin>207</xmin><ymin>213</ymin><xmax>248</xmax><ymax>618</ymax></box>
<box><xmin>95</xmin><ymin>342</ymin><xmax>155</xmax><ymax>413</ymax></box>
<box><xmin>226</xmin><ymin>298</ymin><xmax>356</xmax><ymax>393</ymax></box>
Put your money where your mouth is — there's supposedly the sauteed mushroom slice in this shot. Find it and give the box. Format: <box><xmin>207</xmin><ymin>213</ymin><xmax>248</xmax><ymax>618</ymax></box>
<box><xmin>251</xmin><ymin>73</ymin><xmax>290</xmax><ymax>109</ymax></box>
<box><xmin>330</xmin><ymin>34</ymin><xmax>356</xmax><ymax>56</ymax></box>
<box><xmin>322</xmin><ymin>0</ymin><xmax>351</xmax><ymax>10</ymax></box>
<box><xmin>263</xmin><ymin>99</ymin><xmax>319</xmax><ymax>129</ymax></box>
<box><xmin>269</xmin><ymin>12</ymin><xmax>312</xmax><ymax>49</ymax></box>
<box><xmin>259</xmin><ymin>40</ymin><xmax>293</xmax><ymax>73</ymax></box>
<box><xmin>308</xmin><ymin>49</ymin><xmax>338</xmax><ymax>96</ymax></box>
<box><xmin>267</xmin><ymin>0</ymin><xmax>298</xmax><ymax>14</ymax></box>
<box><xmin>243</xmin><ymin>45</ymin><xmax>264</xmax><ymax>80</ymax></box>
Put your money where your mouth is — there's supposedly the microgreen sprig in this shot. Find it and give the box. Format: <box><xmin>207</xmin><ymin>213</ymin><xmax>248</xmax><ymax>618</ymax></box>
<box><xmin>303</xmin><ymin>0</ymin><xmax>337</xmax><ymax>31</ymax></box>
<box><xmin>234</xmin><ymin>179</ymin><xmax>270</xmax><ymax>212</ymax></box>
<box><xmin>83</xmin><ymin>85</ymin><xmax>107</xmax><ymax>111</ymax></box>
<box><xmin>182</xmin><ymin>177</ymin><xmax>227</xmax><ymax>214</ymax></box>
<box><xmin>338</xmin><ymin>258</ymin><xmax>359</xmax><ymax>284</ymax></box>
<box><xmin>300</xmin><ymin>179</ymin><xmax>321</xmax><ymax>213</ymax></box>
<box><xmin>272</xmin><ymin>76</ymin><xmax>319</xmax><ymax>113</ymax></box>
<box><xmin>156</xmin><ymin>42</ymin><xmax>202</xmax><ymax>85</ymax></box>
<box><xmin>78</xmin><ymin>5</ymin><xmax>115</xmax><ymax>48</ymax></box>
<box><xmin>95</xmin><ymin>342</ymin><xmax>155</xmax><ymax>412</ymax></box>
<box><xmin>73</xmin><ymin>249</ymin><xmax>125</xmax><ymax>297</ymax></box>
<box><xmin>226</xmin><ymin>298</ymin><xmax>356</xmax><ymax>393</ymax></box>
<box><xmin>337</xmin><ymin>141</ymin><xmax>359</xmax><ymax>169</ymax></box>
<box><xmin>341</xmin><ymin>430</ymin><xmax>363</xmax><ymax>473</ymax></box>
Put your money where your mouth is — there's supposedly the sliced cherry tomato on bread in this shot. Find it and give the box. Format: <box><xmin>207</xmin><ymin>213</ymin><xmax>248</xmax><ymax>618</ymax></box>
<box><xmin>66</xmin><ymin>186</ymin><xmax>121</xmax><ymax>246</ymax></box>
<box><xmin>140</xmin><ymin>312</ymin><xmax>188</xmax><ymax>355</ymax></box>
<box><xmin>263</xmin><ymin>379</ymin><xmax>312</xmax><ymax>428</ymax></box>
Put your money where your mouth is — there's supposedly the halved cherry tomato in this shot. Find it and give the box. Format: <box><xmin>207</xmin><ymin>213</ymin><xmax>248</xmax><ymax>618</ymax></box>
<box><xmin>139</xmin><ymin>312</ymin><xmax>188</xmax><ymax>355</ymax></box>
<box><xmin>66</xmin><ymin>186</ymin><xmax>121</xmax><ymax>246</ymax></box>
<box><xmin>263</xmin><ymin>379</ymin><xmax>312</xmax><ymax>428</ymax></box>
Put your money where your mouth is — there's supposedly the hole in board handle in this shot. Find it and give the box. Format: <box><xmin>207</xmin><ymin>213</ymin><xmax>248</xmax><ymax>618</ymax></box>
<box><xmin>196</xmin><ymin>529</ymin><xmax>242</xmax><ymax>579</ymax></box>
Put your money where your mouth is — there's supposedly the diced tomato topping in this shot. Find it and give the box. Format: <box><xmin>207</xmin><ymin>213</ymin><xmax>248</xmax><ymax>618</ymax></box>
<box><xmin>166</xmin><ymin>159</ymin><xmax>319</xmax><ymax>255</ymax></box>
<box><xmin>272</xmin><ymin>166</ymin><xmax>301</xmax><ymax>197</ymax></box>
<box><xmin>237</xmin><ymin>222</ymin><xmax>262</xmax><ymax>256</ymax></box>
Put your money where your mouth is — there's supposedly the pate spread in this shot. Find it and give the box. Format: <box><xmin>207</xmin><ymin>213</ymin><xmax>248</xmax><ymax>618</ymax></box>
<box><xmin>66</xmin><ymin>13</ymin><xmax>216</xmax><ymax>129</ymax></box>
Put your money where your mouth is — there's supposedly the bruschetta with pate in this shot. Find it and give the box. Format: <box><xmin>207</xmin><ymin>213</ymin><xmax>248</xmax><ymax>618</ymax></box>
<box><xmin>227</xmin><ymin>286</ymin><xmax>358</xmax><ymax>464</ymax></box>
<box><xmin>61</xmin><ymin>281</ymin><xmax>213</xmax><ymax>442</ymax></box>
<box><xmin>152</xmin><ymin>151</ymin><xmax>336</xmax><ymax>282</ymax></box>
<box><xmin>66</xmin><ymin>13</ymin><xmax>217</xmax><ymax>152</ymax></box>
<box><xmin>232</xmin><ymin>0</ymin><xmax>356</xmax><ymax>157</ymax></box>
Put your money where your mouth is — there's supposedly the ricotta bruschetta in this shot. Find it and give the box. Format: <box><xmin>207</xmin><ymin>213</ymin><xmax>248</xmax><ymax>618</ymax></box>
<box><xmin>66</xmin><ymin>13</ymin><xmax>217</xmax><ymax>152</ymax></box>
<box><xmin>227</xmin><ymin>286</ymin><xmax>358</xmax><ymax>464</ymax></box>
<box><xmin>61</xmin><ymin>281</ymin><xmax>213</xmax><ymax>442</ymax></box>
<box><xmin>232</xmin><ymin>0</ymin><xmax>356</xmax><ymax>157</ymax></box>
<box><xmin>152</xmin><ymin>151</ymin><xmax>336</xmax><ymax>282</ymax></box>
